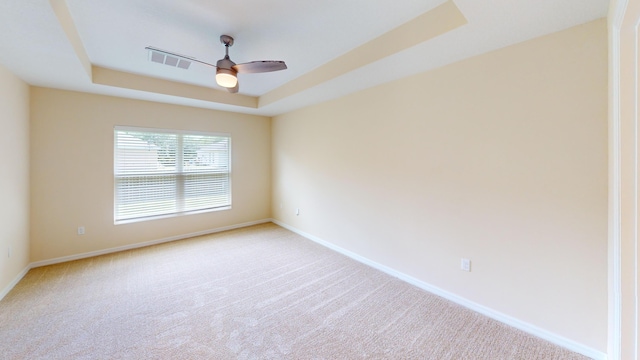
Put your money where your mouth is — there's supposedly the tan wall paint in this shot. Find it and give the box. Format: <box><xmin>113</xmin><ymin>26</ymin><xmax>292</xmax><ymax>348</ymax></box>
<box><xmin>92</xmin><ymin>66</ymin><xmax>258</xmax><ymax>109</ymax></box>
<box><xmin>30</xmin><ymin>88</ymin><xmax>271</xmax><ymax>262</ymax></box>
<box><xmin>0</xmin><ymin>65</ymin><xmax>30</xmax><ymax>293</ymax></box>
<box><xmin>259</xmin><ymin>0</ymin><xmax>467</xmax><ymax>107</ymax></box>
<box><xmin>272</xmin><ymin>19</ymin><xmax>608</xmax><ymax>351</ymax></box>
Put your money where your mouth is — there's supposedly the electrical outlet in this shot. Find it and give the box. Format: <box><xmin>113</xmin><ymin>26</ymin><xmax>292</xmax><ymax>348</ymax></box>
<box><xmin>461</xmin><ymin>258</ymin><xmax>471</xmax><ymax>272</ymax></box>
<box><xmin>78</xmin><ymin>226</ymin><xmax>85</xmax><ymax>235</ymax></box>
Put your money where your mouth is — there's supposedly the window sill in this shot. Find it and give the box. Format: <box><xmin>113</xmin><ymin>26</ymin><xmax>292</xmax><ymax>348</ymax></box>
<box><xmin>114</xmin><ymin>205</ymin><xmax>232</xmax><ymax>225</ymax></box>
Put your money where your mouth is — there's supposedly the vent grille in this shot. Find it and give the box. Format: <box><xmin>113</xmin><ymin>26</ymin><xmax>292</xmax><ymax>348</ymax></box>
<box><xmin>148</xmin><ymin>49</ymin><xmax>191</xmax><ymax>70</ymax></box>
<box><xmin>177</xmin><ymin>59</ymin><xmax>190</xmax><ymax>69</ymax></box>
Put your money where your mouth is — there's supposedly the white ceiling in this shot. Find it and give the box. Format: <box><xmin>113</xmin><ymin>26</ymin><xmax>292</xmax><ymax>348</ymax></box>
<box><xmin>0</xmin><ymin>0</ymin><xmax>609</xmax><ymax>116</ymax></box>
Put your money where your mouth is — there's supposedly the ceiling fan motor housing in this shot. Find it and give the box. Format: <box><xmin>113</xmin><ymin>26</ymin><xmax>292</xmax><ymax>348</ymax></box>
<box><xmin>216</xmin><ymin>57</ymin><xmax>236</xmax><ymax>71</ymax></box>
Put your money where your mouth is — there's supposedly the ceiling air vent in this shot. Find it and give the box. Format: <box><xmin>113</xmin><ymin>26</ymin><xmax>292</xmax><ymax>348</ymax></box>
<box><xmin>148</xmin><ymin>48</ymin><xmax>191</xmax><ymax>70</ymax></box>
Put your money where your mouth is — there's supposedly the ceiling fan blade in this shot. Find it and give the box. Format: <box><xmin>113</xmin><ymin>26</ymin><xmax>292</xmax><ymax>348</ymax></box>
<box><xmin>145</xmin><ymin>46</ymin><xmax>217</xmax><ymax>68</ymax></box>
<box><xmin>233</xmin><ymin>61</ymin><xmax>287</xmax><ymax>74</ymax></box>
<box><xmin>227</xmin><ymin>82</ymin><xmax>239</xmax><ymax>93</ymax></box>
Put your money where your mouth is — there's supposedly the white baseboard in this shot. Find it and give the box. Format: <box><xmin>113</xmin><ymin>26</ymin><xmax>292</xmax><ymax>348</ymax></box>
<box><xmin>30</xmin><ymin>218</ymin><xmax>272</xmax><ymax>268</ymax></box>
<box><xmin>272</xmin><ymin>219</ymin><xmax>607</xmax><ymax>360</ymax></box>
<box><xmin>0</xmin><ymin>266</ymin><xmax>30</xmax><ymax>301</ymax></box>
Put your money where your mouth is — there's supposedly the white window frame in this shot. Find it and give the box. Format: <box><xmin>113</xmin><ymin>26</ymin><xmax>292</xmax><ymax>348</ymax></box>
<box><xmin>114</xmin><ymin>126</ymin><xmax>232</xmax><ymax>224</ymax></box>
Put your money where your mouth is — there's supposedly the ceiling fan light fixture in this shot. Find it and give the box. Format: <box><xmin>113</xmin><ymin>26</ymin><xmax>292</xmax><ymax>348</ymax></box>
<box><xmin>216</xmin><ymin>68</ymin><xmax>238</xmax><ymax>88</ymax></box>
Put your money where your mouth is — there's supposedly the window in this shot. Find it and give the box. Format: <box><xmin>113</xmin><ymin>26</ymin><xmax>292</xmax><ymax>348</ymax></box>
<box><xmin>114</xmin><ymin>126</ymin><xmax>231</xmax><ymax>223</ymax></box>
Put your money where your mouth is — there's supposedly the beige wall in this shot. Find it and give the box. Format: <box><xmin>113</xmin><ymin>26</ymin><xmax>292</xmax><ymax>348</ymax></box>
<box><xmin>30</xmin><ymin>88</ymin><xmax>271</xmax><ymax>262</ymax></box>
<box><xmin>0</xmin><ymin>65</ymin><xmax>30</xmax><ymax>294</ymax></box>
<box><xmin>272</xmin><ymin>19</ymin><xmax>608</xmax><ymax>351</ymax></box>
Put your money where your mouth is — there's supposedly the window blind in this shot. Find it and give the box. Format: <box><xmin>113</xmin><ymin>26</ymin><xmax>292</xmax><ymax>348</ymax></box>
<box><xmin>114</xmin><ymin>127</ymin><xmax>231</xmax><ymax>222</ymax></box>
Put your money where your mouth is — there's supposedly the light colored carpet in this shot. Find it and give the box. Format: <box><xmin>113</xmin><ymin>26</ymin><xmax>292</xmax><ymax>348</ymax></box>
<box><xmin>0</xmin><ymin>223</ymin><xmax>587</xmax><ymax>359</ymax></box>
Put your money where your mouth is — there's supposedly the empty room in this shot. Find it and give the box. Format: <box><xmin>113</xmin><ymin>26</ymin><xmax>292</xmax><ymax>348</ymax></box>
<box><xmin>0</xmin><ymin>0</ymin><xmax>638</xmax><ymax>359</ymax></box>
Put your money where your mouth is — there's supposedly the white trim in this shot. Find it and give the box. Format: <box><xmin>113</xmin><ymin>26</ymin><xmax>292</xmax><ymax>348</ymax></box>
<box><xmin>30</xmin><ymin>219</ymin><xmax>271</xmax><ymax>268</ymax></box>
<box><xmin>634</xmin><ymin>15</ymin><xmax>640</xmax><ymax>360</ymax></box>
<box><xmin>608</xmin><ymin>4</ymin><xmax>624</xmax><ymax>358</ymax></box>
<box><xmin>114</xmin><ymin>125</ymin><xmax>231</xmax><ymax>138</ymax></box>
<box><xmin>113</xmin><ymin>205</ymin><xmax>232</xmax><ymax>225</ymax></box>
<box><xmin>609</xmin><ymin>0</ymin><xmax>640</xmax><ymax>358</ymax></box>
<box><xmin>272</xmin><ymin>219</ymin><xmax>608</xmax><ymax>360</ymax></box>
<box><xmin>0</xmin><ymin>266</ymin><xmax>30</xmax><ymax>301</ymax></box>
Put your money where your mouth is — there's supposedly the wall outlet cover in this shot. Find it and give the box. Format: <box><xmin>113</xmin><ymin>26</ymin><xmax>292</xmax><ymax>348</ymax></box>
<box><xmin>461</xmin><ymin>258</ymin><xmax>471</xmax><ymax>272</ymax></box>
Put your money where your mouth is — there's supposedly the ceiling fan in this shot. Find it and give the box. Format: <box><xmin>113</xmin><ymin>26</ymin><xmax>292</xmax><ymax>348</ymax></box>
<box><xmin>145</xmin><ymin>35</ymin><xmax>287</xmax><ymax>94</ymax></box>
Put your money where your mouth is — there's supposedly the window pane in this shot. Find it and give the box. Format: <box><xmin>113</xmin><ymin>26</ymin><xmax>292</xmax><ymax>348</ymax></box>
<box><xmin>183</xmin><ymin>173</ymin><xmax>231</xmax><ymax>211</ymax></box>
<box><xmin>115</xmin><ymin>131</ymin><xmax>177</xmax><ymax>175</ymax></box>
<box><xmin>115</xmin><ymin>174</ymin><xmax>177</xmax><ymax>220</ymax></box>
<box><xmin>183</xmin><ymin>135</ymin><xmax>230</xmax><ymax>173</ymax></box>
